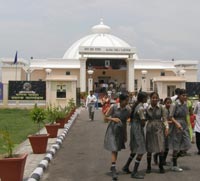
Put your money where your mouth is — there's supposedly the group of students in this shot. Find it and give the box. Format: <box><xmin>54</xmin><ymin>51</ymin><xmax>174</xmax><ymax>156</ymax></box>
<box><xmin>103</xmin><ymin>89</ymin><xmax>200</xmax><ymax>180</ymax></box>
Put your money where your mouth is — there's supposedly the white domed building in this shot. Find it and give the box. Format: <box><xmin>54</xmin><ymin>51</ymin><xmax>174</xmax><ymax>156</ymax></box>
<box><xmin>0</xmin><ymin>19</ymin><xmax>198</xmax><ymax>108</ymax></box>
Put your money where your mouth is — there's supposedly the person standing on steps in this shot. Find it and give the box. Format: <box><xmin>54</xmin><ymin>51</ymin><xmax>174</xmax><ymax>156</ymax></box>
<box><xmin>145</xmin><ymin>92</ymin><xmax>169</xmax><ymax>174</ymax></box>
<box><xmin>104</xmin><ymin>94</ymin><xmax>131</xmax><ymax>180</ymax></box>
<box><xmin>122</xmin><ymin>91</ymin><xmax>148</xmax><ymax>179</ymax></box>
<box><xmin>86</xmin><ymin>90</ymin><xmax>97</xmax><ymax>121</ymax></box>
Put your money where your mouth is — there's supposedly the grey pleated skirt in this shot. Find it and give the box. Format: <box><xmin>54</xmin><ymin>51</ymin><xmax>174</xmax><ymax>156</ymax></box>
<box><xmin>104</xmin><ymin>121</ymin><xmax>126</xmax><ymax>152</ymax></box>
<box><xmin>168</xmin><ymin>118</ymin><xmax>192</xmax><ymax>151</ymax></box>
<box><xmin>146</xmin><ymin>120</ymin><xmax>165</xmax><ymax>153</ymax></box>
<box><xmin>130</xmin><ymin>121</ymin><xmax>146</xmax><ymax>154</ymax></box>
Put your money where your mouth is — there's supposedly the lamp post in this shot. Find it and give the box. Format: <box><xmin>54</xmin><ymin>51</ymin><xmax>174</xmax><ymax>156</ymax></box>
<box><xmin>24</xmin><ymin>57</ymin><xmax>33</xmax><ymax>81</ymax></box>
<box><xmin>87</xmin><ymin>67</ymin><xmax>94</xmax><ymax>93</ymax></box>
<box><xmin>29</xmin><ymin>57</ymin><xmax>33</xmax><ymax>80</ymax></box>
<box><xmin>180</xmin><ymin>69</ymin><xmax>186</xmax><ymax>77</ymax></box>
<box><xmin>45</xmin><ymin>68</ymin><xmax>52</xmax><ymax>76</ymax></box>
<box><xmin>141</xmin><ymin>70</ymin><xmax>148</xmax><ymax>91</ymax></box>
<box><xmin>45</xmin><ymin>68</ymin><xmax>52</xmax><ymax>105</ymax></box>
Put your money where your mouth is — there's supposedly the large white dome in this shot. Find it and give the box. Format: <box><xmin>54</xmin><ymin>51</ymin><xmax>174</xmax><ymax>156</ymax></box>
<box><xmin>63</xmin><ymin>19</ymin><xmax>132</xmax><ymax>59</ymax></box>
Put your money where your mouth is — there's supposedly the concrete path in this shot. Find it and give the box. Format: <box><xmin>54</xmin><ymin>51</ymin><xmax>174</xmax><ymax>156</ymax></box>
<box><xmin>13</xmin><ymin>110</ymin><xmax>78</xmax><ymax>181</ymax></box>
<box><xmin>39</xmin><ymin>108</ymin><xmax>200</xmax><ymax>181</ymax></box>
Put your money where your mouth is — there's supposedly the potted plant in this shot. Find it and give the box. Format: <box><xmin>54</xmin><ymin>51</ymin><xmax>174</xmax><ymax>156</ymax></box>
<box><xmin>0</xmin><ymin>129</ymin><xmax>28</xmax><ymax>181</ymax></box>
<box><xmin>56</xmin><ymin>105</ymin><xmax>68</xmax><ymax>128</ymax></box>
<box><xmin>28</xmin><ymin>104</ymin><xmax>49</xmax><ymax>154</ymax></box>
<box><xmin>45</xmin><ymin>104</ymin><xmax>60</xmax><ymax>138</ymax></box>
<box><xmin>68</xmin><ymin>98</ymin><xmax>76</xmax><ymax>116</ymax></box>
<box><xmin>80</xmin><ymin>92</ymin><xmax>87</xmax><ymax>107</ymax></box>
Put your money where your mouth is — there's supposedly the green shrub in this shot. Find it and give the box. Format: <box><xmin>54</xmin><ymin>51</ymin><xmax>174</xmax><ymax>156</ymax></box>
<box><xmin>0</xmin><ymin>129</ymin><xmax>14</xmax><ymax>158</ymax></box>
<box><xmin>30</xmin><ymin>104</ymin><xmax>46</xmax><ymax>134</ymax></box>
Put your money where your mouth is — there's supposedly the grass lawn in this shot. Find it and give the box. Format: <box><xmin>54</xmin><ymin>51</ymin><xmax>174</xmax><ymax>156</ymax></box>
<box><xmin>0</xmin><ymin>108</ymin><xmax>39</xmax><ymax>154</ymax></box>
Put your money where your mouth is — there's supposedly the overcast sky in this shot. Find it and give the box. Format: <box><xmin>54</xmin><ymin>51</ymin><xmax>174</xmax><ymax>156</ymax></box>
<box><xmin>0</xmin><ymin>0</ymin><xmax>200</xmax><ymax>61</ymax></box>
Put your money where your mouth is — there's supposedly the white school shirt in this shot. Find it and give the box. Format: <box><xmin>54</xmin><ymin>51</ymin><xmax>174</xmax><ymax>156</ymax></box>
<box><xmin>194</xmin><ymin>101</ymin><xmax>200</xmax><ymax>133</ymax></box>
<box><xmin>86</xmin><ymin>94</ymin><xmax>97</xmax><ymax>107</ymax></box>
<box><xmin>171</xmin><ymin>95</ymin><xmax>178</xmax><ymax>102</ymax></box>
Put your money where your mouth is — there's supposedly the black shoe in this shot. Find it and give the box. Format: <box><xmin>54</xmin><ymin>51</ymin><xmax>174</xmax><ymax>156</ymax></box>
<box><xmin>197</xmin><ymin>151</ymin><xmax>200</xmax><ymax>155</ymax></box>
<box><xmin>146</xmin><ymin>167</ymin><xmax>151</xmax><ymax>174</ymax></box>
<box><xmin>153</xmin><ymin>154</ymin><xmax>158</xmax><ymax>165</ymax></box>
<box><xmin>112</xmin><ymin>170</ymin><xmax>118</xmax><ymax>180</ymax></box>
<box><xmin>163</xmin><ymin>161</ymin><xmax>167</xmax><ymax>166</ymax></box>
<box><xmin>177</xmin><ymin>151</ymin><xmax>185</xmax><ymax>157</ymax></box>
<box><xmin>159</xmin><ymin>168</ymin><xmax>165</xmax><ymax>174</ymax></box>
<box><xmin>122</xmin><ymin>166</ymin><xmax>131</xmax><ymax>174</ymax></box>
<box><xmin>111</xmin><ymin>167</ymin><xmax>118</xmax><ymax>180</ymax></box>
<box><xmin>112</xmin><ymin>177</ymin><xmax>118</xmax><ymax>181</ymax></box>
<box><xmin>131</xmin><ymin>172</ymin><xmax>144</xmax><ymax>179</ymax></box>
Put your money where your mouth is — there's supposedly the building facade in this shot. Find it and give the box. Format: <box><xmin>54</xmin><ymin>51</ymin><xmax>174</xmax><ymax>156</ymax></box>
<box><xmin>0</xmin><ymin>20</ymin><xmax>198</xmax><ymax>108</ymax></box>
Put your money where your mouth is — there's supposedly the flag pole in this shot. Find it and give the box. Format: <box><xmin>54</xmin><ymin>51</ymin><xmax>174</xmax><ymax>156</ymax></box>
<box><xmin>14</xmin><ymin>51</ymin><xmax>18</xmax><ymax>80</ymax></box>
<box><xmin>15</xmin><ymin>63</ymin><xmax>17</xmax><ymax>80</ymax></box>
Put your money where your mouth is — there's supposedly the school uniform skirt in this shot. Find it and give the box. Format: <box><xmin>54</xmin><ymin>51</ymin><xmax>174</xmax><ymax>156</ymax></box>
<box><xmin>104</xmin><ymin>121</ymin><xmax>126</xmax><ymax>152</ymax></box>
<box><xmin>169</xmin><ymin>118</ymin><xmax>192</xmax><ymax>151</ymax></box>
<box><xmin>146</xmin><ymin>120</ymin><xmax>165</xmax><ymax>153</ymax></box>
<box><xmin>130</xmin><ymin>120</ymin><xmax>146</xmax><ymax>154</ymax></box>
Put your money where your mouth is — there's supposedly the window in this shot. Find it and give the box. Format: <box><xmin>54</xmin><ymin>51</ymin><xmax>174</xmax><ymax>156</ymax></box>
<box><xmin>105</xmin><ymin>60</ymin><xmax>110</xmax><ymax>67</ymax></box>
<box><xmin>167</xmin><ymin>86</ymin><xmax>176</xmax><ymax>97</ymax></box>
<box><xmin>66</xmin><ymin>71</ymin><xmax>70</xmax><ymax>75</ymax></box>
<box><xmin>160</xmin><ymin>71</ymin><xmax>165</xmax><ymax>76</ymax></box>
<box><xmin>56</xmin><ymin>84</ymin><xmax>66</xmax><ymax>98</ymax></box>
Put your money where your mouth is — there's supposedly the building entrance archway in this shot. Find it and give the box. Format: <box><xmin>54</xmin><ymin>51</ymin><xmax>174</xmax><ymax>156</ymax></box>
<box><xmin>86</xmin><ymin>58</ymin><xmax>127</xmax><ymax>96</ymax></box>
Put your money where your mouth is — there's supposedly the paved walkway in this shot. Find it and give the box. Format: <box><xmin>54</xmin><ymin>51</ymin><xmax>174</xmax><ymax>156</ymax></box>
<box><xmin>38</xmin><ymin>109</ymin><xmax>200</xmax><ymax>181</ymax></box>
<box><xmin>15</xmin><ymin>125</ymin><xmax>71</xmax><ymax>181</ymax></box>
<box><xmin>12</xmin><ymin>109</ymin><xmax>79</xmax><ymax>181</ymax></box>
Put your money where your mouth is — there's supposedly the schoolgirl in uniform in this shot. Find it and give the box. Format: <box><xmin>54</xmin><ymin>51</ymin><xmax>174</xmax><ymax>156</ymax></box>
<box><xmin>163</xmin><ymin>97</ymin><xmax>173</xmax><ymax>164</ymax></box>
<box><xmin>122</xmin><ymin>91</ymin><xmax>148</xmax><ymax>179</ymax></box>
<box><xmin>104</xmin><ymin>94</ymin><xmax>130</xmax><ymax>180</ymax></box>
<box><xmin>169</xmin><ymin>89</ymin><xmax>192</xmax><ymax>172</ymax></box>
<box><xmin>153</xmin><ymin>97</ymin><xmax>173</xmax><ymax>165</ymax></box>
<box><xmin>146</xmin><ymin>92</ymin><xmax>169</xmax><ymax>174</ymax></box>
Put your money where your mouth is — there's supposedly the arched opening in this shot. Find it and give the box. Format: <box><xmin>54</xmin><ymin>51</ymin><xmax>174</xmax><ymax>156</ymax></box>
<box><xmin>86</xmin><ymin>58</ymin><xmax>127</xmax><ymax>99</ymax></box>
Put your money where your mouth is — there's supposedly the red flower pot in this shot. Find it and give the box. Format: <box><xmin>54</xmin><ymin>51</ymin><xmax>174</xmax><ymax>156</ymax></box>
<box><xmin>28</xmin><ymin>134</ymin><xmax>49</xmax><ymax>154</ymax></box>
<box><xmin>56</xmin><ymin>118</ymin><xmax>66</xmax><ymax>128</ymax></box>
<box><xmin>45</xmin><ymin>123</ymin><xmax>60</xmax><ymax>138</ymax></box>
<box><xmin>65</xmin><ymin>115</ymin><xmax>71</xmax><ymax>123</ymax></box>
<box><xmin>0</xmin><ymin>153</ymin><xmax>28</xmax><ymax>181</ymax></box>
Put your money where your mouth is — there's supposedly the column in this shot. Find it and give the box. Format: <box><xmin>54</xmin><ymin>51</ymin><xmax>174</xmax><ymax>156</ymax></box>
<box><xmin>80</xmin><ymin>58</ymin><xmax>87</xmax><ymax>92</ymax></box>
<box><xmin>126</xmin><ymin>58</ymin><xmax>135</xmax><ymax>92</ymax></box>
<box><xmin>88</xmin><ymin>78</ymin><xmax>93</xmax><ymax>92</ymax></box>
<box><xmin>2</xmin><ymin>83</ymin><xmax>8</xmax><ymax>107</ymax></box>
<box><xmin>45</xmin><ymin>68</ymin><xmax>52</xmax><ymax>107</ymax></box>
<box><xmin>141</xmin><ymin>70</ymin><xmax>148</xmax><ymax>92</ymax></box>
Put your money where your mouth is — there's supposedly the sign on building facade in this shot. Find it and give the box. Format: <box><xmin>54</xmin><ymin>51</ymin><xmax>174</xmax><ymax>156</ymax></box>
<box><xmin>8</xmin><ymin>81</ymin><xmax>46</xmax><ymax>100</ymax></box>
